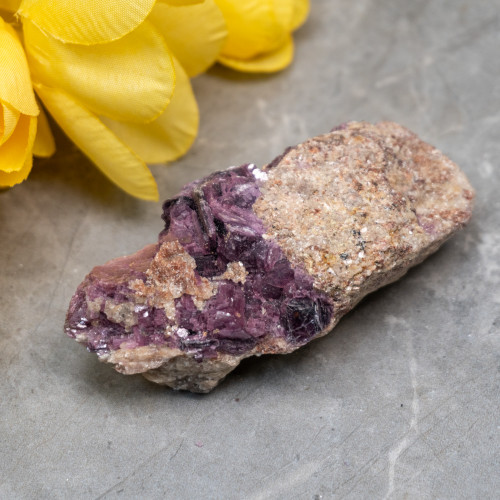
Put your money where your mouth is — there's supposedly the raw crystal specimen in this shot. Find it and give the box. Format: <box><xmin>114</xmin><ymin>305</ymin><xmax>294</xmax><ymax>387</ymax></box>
<box><xmin>65</xmin><ymin>122</ymin><xmax>474</xmax><ymax>392</ymax></box>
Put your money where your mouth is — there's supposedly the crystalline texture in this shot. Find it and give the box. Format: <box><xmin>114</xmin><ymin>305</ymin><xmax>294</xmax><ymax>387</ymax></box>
<box><xmin>65</xmin><ymin>122</ymin><xmax>474</xmax><ymax>392</ymax></box>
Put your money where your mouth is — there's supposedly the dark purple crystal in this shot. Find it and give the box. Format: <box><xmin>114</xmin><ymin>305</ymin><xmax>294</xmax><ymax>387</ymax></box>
<box><xmin>160</xmin><ymin>164</ymin><xmax>333</xmax><ymax>357</ymax></box>
<box><xmin>66</xmin><ymin>163</ymin><xmax>333</xmax><ymax>360</ymax></box>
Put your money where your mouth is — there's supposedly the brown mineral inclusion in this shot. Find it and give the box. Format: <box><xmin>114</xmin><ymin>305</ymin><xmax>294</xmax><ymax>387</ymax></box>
<box><xmin>66</xmin><ymin>122</ymin><xmax>474</xmax><ymax>392</ymax></box>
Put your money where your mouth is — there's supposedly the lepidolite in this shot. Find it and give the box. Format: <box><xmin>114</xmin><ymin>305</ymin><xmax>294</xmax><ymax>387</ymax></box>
<box><xmin>65</xmin><ymin>122</ymin><xmax>474</xmax><ymax>392</ymax></box>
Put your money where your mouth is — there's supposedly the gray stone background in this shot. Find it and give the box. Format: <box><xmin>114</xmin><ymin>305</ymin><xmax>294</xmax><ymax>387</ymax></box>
<box><xmin>1</xmin><ymin>1</ymin><xmax>499</xmax><ymax>498</ymax></box>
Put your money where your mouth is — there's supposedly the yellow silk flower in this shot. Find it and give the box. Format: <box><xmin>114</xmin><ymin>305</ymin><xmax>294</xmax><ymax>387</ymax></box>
<box><xmin>0</xmin><ymin>16</ymin><xmax>39</xmax><ymax>187</ymax></box>
<box><xmin>0</xmin><ymin>1</ymin><xmax>309</xmax><ymax>199</ymax></box>
<box><xmin>0</xmin><ymin>0</ymin><xmax>227</xmax><ymax>199</ymax></box>
<box><xmin>215</xmin><ymin>0</ymin><xmax>309</xmax><ymax>72</ymax></box>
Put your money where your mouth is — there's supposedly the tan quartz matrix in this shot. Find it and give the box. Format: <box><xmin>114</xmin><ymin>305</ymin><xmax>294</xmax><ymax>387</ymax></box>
<box><xmin>254</xmin><ymin>122</ymin><xmax>474</xmax><ymax>318</ymax></box>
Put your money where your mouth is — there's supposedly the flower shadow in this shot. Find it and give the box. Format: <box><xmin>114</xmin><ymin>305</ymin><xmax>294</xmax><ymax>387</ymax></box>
<box><xmin>207</xmin><ymin>63</ymin><xmax>289</xmax><ymax>82</ymax></box>
<box><xmin>26</xmin><ymin>125</ymin><xmax>146</xmax><ymax>214</ymax></box>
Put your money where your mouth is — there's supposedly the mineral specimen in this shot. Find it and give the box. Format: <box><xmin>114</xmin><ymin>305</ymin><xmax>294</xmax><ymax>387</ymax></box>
<box><xmin>65</xmin><ymin>122</ymin><xmax>474</xmax><ymax>392</ymax></box>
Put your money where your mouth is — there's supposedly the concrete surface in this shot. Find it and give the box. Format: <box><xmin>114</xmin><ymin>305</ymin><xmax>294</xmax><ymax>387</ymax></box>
<box><xmin>1</xmin><ymin>1</ymin><xmax>499</xmax><ymax>498</ymax></box>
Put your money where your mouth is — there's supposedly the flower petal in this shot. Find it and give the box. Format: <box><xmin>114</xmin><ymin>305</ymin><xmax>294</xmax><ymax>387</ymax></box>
<box><xmin>0</xmin><ymin>18</ymin><xmax>38</xmax><ymax>116</ymax></box>
<box><xmin>0</xmin><ymin>113</ymin><xmax>36</xmax><ymax>174</ymax></box>
<box><xmin>215</xmin><ymin>0</ymin><xmax>286</xmax><ymax>60</ymax></box>
<box><xmin>102</xmin><ymin>58</ymin><xmax>198</xmax><ymax>163</ymax></box>
<box><xmin>160</xmin><ymin>0</ymin><xmax>204</xmax><ymax>5</ymax></box>
<box><xmin>1</xmin><ymin>0</ymin><xmax>22</xmax><ymax>13</ymax></box>
<box><xmin>150</xmin><ymin>0</ymin><xmax>227</xmax><ymax>77</ymax></box>
<box><xmin>290</xmin><ymin>0</ymin><xmax>310</xmax><ymax>30</ymax></box>
<box><xmin>270</xmin><ymin>0</ymin><xmax>295</xmax><ymax>31</ymax></box>
<box><xmin>18</xmin><ymin>0</ymin><xmax>156</xmax><ymax>45</ymax></box>
<box><xmin>24</xmin><ymin>20</ymin><xmax>175</xmax><ymax>124</ymax></box>
<box><xmin>34</xmin><ymin>83</ymin><xmax>158</xmax><ymax>201</ymax></box>
<box><xmin>218</xmin><ymin>35</ymin><xmax>293</xmax><ymax>73</ymax></box>
<box><xmin>0</xmin><ymin>102</ymin><xmax>20</xmax><ymax>146</ymax></box>
<box><xmin>0</xmin><ymin>151</ymin><xmax>33</xmax><ymax>187</ymax></box>
<box><xmin>32</xmin><ymin>105</ymin><xmax>55</xmax><ymax>158</ymax></box>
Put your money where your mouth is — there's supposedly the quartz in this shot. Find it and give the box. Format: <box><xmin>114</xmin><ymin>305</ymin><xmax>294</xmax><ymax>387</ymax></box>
<box><xmin>65</xmin><ymin>122</ymin><xmax>474</xmax><ymax>392</ymax></box>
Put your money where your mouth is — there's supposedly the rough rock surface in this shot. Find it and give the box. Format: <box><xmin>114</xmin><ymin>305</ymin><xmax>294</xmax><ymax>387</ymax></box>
<box><xmin>65</xmin><ymin>122</ymin><xmax>474</xmax><ymax>392</ymax></box>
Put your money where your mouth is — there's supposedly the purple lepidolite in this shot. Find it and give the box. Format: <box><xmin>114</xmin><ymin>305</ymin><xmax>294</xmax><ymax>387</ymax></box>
<box><xmin>65</xmin><ymin>122</ymin><xmax>474</xmax><ymax>392</ymax></box>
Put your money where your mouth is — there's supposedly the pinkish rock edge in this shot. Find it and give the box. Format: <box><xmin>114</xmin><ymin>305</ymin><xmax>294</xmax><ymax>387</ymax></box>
<box><xmin>65</xmin><ymin>122</ymin><xmax>475</xmax><ymax>392</ymax></box>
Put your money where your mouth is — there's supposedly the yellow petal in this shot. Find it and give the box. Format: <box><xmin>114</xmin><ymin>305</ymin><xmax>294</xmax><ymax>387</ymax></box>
<box><xmin>18</xmin><ymin>0</ymin><xmax>156</xmax><ymax>45</ymax></box>
<box><xmin>218</xmin><ymin>35</ymin><xmax>293</xmax><ymax>73</ymax></box>
<box><xmin>102</xmin><ymin>58</ymin><xmax>198</xmax><ymax>163</ymax></box>
<box><xmin>32</xmin><ymin>105</ymin><xmax>55</xmax><ymax>157</ymax></box>
<box><xmin>0</xmin><ymin>102</ymin><xmax>20</xmax><ymax>146</ymax></box>
<box><xmin>290</xmin><ymin>0</ymin><xmax>310</xmax><ymax>30</ymax></box>
<box><xmin>0</xmin><ymin>113</ymin><xmax>36</xmax><ymax>176</ymax></box>
<box><xmin>0</xmin><ymin>18</ymin><xmax>38</xmax><ymax>116</ymax></box>
<box><xmin>0</xmin><ymin>0</ymin><xmax>22</xmax><ymax>13</ymax></box>
<box><xmin>159</xmin><ymin>0</ymin><xmax>204</xmax><ymax>4</ymax></box>
<box><xmin>215</xmin><ymin>0</ymin><xmax>286</xmax><ymax>60</ymax></box>
<box><xmin>34</xmin><ymin>83</ymin><xmax>158</xmax><ymax>201</ymax></box>
<box><xmin>24</xmin><ymin>20</ymin><xmax>175</xmax><ymax>124</ymax></box>
<box><xmin>271</xmin><ymin>0</ymin><xmax>295</xmax><ymax>31</ymax></box>
<box><xmin>0</xmin><ymin>150</ymin><xmax>33</xmax><ymax>187</ymax></box>
<box><xmin>150</xmin><ymin>0</ymin><xmax>227</xmax><ymax>77</ymax></box>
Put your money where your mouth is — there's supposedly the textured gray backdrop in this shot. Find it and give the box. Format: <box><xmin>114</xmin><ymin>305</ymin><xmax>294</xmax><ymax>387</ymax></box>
<box><xmin>1</xmin><ymin>1</ymin><xmax>499</xmax><ymax>498</ymax></box>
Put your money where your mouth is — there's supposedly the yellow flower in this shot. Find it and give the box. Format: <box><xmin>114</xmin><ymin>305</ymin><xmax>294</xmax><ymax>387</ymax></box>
<box><xmin>0</xmin><ymin>0</ymin><xmax>227</xmax><ymax>200</ymax></box>
<box><xmin>215</xmin><ymin>0</ymin><xmax>309</xmax><ymax>72</ymax></box>
<box><xmin>1</xmin><ymin>1</ymin><xmax>309</xmax><ymax>198</ymax></box>
<box><xmin>0</xmin><ymin>16</ymin><xmax>38</xmax><ymax>187</ymax></box>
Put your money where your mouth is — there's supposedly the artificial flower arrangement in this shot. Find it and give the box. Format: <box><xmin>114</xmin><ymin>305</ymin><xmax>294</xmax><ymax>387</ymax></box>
<box><xmin>0</xmin><ymin>0</ymin><xmax>309</xmax><ymax>200</ymax></box>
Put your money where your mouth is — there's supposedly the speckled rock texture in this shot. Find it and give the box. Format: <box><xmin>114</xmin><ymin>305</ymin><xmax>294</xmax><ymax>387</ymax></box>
<box><xmin>65</xmin><ymin>122</ymin><xmax>474</xmax><ymax>392</ymax></box>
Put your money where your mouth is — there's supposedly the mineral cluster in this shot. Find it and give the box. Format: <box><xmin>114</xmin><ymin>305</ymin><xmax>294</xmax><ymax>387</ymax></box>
<box><xmin>65</xmin><ymin>122</ymin><xmax>474</xmax><ymax>392</ymax></box>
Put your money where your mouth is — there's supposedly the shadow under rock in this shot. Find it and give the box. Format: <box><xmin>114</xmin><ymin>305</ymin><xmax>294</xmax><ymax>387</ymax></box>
<box><xmin>66</xmin><ymin>343</ymin><xmax>206</xmax><ymax>403</ymax></box>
